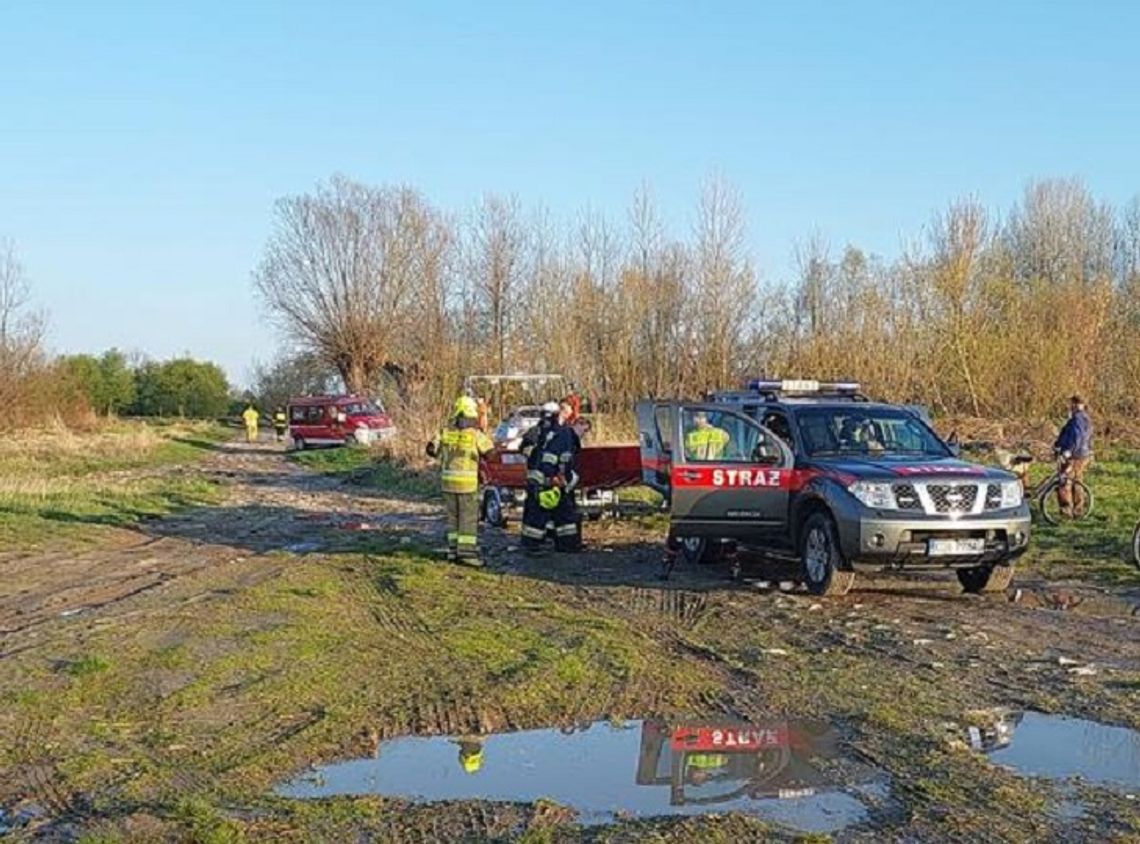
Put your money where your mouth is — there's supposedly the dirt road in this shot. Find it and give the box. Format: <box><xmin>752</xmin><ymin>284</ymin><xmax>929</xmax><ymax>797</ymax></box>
<box><xmin>2</xmin><ymin>441</ymin><xmax>1138</xmax><ymax>842</ymax></box>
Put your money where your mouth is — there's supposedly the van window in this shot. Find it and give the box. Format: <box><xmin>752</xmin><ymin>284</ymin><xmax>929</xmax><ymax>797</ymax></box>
<box><xmin>290</xmin><ymin>406</ymin><xmax>307</xmax><ymax>423</ymax></box>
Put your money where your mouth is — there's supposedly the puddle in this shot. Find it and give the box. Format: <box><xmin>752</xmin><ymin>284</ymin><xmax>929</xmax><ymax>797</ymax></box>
<box><xmin>987</xmin><ymin>711</ymin><xmax>1140</xmax><ymax>792</ymax></box>
<box><xmin>276</xmin><ymin>719</ymin><xmax>885</xmax><ymax>831</ymax></box>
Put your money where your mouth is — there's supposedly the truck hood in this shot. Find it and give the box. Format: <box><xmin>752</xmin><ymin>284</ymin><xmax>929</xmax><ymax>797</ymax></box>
<box><xmin>810</xmin><ymin>454</ymin><xmax>1014</xmax><ymax>482</ymax></box>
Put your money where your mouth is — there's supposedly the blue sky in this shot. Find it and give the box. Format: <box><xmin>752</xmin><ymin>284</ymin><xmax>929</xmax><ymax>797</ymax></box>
<box><xmin>2</xmin><ymin>1</ymin><xmax>1138</xmax><ymax>384</ymax></box>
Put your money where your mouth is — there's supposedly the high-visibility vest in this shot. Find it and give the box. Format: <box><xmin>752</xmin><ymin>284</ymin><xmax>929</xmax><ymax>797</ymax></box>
<box><xmin>685</xmin><ymin>427</ymin><xmax>729</xmax><ymax>460</ymax></box>
<box><xmin>274</xmin><ymin>412</ymin><xmax>287</xmax><ymax>425</ymax></box>
<box><xmin>242</xmin><ymin>409</ymin><xmax>259</xmax><ymax>427</ymax></box>
<box><xmin>438</xmin><ymin>426</ymin><xmax>494</xmax><ymax>494</ymax></box>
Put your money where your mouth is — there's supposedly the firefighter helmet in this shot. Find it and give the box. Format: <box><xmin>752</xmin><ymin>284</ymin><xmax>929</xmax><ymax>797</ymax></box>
<box><xmin>454</xmin><ymin>395</ymin><xmax>479</xmax><ymax>419</ymax></box>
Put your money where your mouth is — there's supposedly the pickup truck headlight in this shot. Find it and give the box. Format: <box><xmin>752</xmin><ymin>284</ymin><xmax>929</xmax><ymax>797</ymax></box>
<box><xmin>1000</xmin><ymin>480</ymin><xmax>1023</xmax><ymax>508</ymax></box>
<box><xmin>848</xmin><ymin>481</ymin><xmax>898</xmax><ymax>510</ymax></box>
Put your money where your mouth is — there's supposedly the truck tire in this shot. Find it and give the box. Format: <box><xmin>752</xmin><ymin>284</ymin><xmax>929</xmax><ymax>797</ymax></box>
<box><xmin>957</xmin><ymin>563</ymin><xmax>1014</xmax><ymax>594</ymax></box>
<box><xmin>679</xmin><ymin>537</ymin><xmax>708</xmax><ymax>566</ymax></box>
<box><xmin>800</xmin><ymin>513</ymin><xmax>855</xmax><ymax>597</ymax></box>
<box><xmin>293</xmin><ymin>436</ymin><xmax>306</xmax><ymax>452</ymax></box>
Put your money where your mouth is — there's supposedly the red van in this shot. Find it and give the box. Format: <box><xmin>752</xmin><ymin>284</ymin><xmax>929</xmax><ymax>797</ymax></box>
<box><xmin>287</xmin><ymin>395</ymin><xmax>395</xmax><ymax>450</ymax></box>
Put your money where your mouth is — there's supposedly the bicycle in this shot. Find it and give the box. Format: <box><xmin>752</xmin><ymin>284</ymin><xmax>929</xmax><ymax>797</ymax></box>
<box><xmin>1131</xmin><ymin>520</ymin><xmax>1140</xmax><ymax>570</ymax></box>
<box><xmin>1015</xmin><ymin>455</ymin><xmax>1094</xmax><ymax>526</ymax></box>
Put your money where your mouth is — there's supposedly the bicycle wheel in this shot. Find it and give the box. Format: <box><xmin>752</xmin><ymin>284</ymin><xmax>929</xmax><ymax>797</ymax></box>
<box><xmin>1038</xmin><ymin>480</ymin><xmax>1093</xmax><ymax>525</ymax></box>
<box><xmin>1132</xmin><ymin>520</ymin><xmax>1140</xmax><ymax>570</ymax></box>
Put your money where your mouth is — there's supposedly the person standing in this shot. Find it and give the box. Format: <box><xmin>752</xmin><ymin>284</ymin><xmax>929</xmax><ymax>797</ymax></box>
<box><xmin>242</xmin><ymin>404</ymin><xmax>260</xmax><ymax>443</ymax></box>
<box><xmin>427</xmin><ymin>396</ymin><xmax>495</xmax><ymax>566</ymax></box>
<box><xmin>523</xmin><ymin>397</ymin><xmax>582</xmax><ymax>553</ymax></box>
<box><xmin>273</xmin><ymin>407</ymin><xmax>288</xmax><ymax>443</ymax></box>
<box><xmin>520</xmin><ymin>402</ymin><xmax>559</xmax><ymax>551</ymax></box>
<box><xmin>548</xmin><ymin>396</ymin><xmax>583</xmax><ymax>551</ymax></box>
<box><xmin>1053</xmin><ymin>394</ymin><xmax>1093</xmax><ymax>517</ymax></box>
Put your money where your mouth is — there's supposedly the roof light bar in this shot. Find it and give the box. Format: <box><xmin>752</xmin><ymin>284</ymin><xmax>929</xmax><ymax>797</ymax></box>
<box><xmin>745</xmin><ymin>378</ymin><xmax>861</xmax><ymax>393</ymax></box>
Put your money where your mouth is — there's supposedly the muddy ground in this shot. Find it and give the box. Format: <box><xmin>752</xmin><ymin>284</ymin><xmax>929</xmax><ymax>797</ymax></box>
<box><xmin>1</xmin><ymin>441</ymin><xmax>1139</xmax><ymax>843</ymax></box>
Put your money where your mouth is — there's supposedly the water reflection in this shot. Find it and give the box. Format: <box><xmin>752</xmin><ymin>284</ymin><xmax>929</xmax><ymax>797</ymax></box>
<box><xmin>276</xmin><ymin>718</ymin><xmax>882</xmax><ymax>832</ymax></box>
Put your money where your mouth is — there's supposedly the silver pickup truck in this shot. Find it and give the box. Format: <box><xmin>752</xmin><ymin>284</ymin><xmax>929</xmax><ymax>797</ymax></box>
<box><xmin>636</xmin><ymin>381</ymin><xmax>1031</xmax><ymax>596</ymax></box>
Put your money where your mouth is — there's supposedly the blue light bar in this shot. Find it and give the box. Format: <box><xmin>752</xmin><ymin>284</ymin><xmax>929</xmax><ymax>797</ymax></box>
<box><xmin>744</xmin><ymin>378</ymin><xmax>861</xmax><ymax>393</ymax></box>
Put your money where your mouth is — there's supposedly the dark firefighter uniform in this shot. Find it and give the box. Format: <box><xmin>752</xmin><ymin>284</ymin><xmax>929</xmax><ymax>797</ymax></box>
<box><xmin>520</xmin><ymin>409</ymin><xmax>556</xmax><ymax>550</ymax></box>
<box><xmin>273</xmin><ymin>408</ymin><xmax>288</xmax><ymax>442</ymax></box>
<box><xmin>524</xmin><ymin>419</ymin><xmax>582</xmax><ymax>552</ymax></box>
<box><xmin>427</xmin><ymin>396</ymin><xmax>494</xmax><ymax>565</ymax></box>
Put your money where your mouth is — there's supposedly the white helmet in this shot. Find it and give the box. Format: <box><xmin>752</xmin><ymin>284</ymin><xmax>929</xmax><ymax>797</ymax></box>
<box><xmin>541</xmin><ymin>401</ymin><xmax>559</xmax><ymax>414</ymax></box>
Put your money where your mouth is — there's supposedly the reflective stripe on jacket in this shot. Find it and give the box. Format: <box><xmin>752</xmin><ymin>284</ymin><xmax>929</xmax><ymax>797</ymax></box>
<box><xmin>438</xmin><ymin>425</ymin><xmax>494</xmax><ymax>494</ymax></box>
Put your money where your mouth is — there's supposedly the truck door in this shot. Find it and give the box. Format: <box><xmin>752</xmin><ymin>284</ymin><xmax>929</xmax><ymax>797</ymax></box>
<box><xmin>635</xmin><ymin>400</ymin><xmax>675</xmax><ymax>497</ymax></box>
<box><xmin>667</xmin><ymin>403</ymin><xmax>793</xmax><ymax>540</ymax></box>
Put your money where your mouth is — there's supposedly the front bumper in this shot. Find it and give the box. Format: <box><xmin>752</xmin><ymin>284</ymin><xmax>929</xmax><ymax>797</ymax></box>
<box><xmin>352</xmin><ymin>426</ymin><xmax>396</xmax><ymax>445</ymax></box>
<box><xmin>837</xmin><ymin>506</ymin><xmax>1031</xmax><ymax>569</ymax></box>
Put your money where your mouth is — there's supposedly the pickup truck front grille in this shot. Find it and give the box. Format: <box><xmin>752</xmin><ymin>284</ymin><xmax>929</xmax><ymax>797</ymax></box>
<box><xmin>892</xmin><ymin>481</ymin><xmax>988</xmax><ymax>516</ymax></box>
<box><xmin>927</xmin><ymin>483</ymin><xmax>978</xmax><ymax>513</ymax></box>
<box><xmin>893</xmin><ymin>483</ymin><xmax>923</xmax><ymax>510</ymax></box>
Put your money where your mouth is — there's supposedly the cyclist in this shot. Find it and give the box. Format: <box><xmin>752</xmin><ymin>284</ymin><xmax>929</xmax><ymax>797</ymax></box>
<box><xmin>1053</xmin><ymin>394</ymin><xmax>1093</xmax><ymax>517</ymax></box>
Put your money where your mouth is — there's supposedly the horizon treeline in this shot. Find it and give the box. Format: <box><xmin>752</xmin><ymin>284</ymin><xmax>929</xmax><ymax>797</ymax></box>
<box><xmin>254</xmin><ymin>175</ymin><xmax>1140</xmax><ymax>444</ymax></box>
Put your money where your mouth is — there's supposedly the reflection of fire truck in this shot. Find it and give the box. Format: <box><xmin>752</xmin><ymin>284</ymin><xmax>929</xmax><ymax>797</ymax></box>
<box><xmin>635</xmin><ymin>719</ymin><xmax>841</xmax><ymax>807</ymax></box>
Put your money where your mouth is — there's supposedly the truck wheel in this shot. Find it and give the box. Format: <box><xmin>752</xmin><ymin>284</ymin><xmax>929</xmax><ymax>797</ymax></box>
<box><xmin>293</xmin><ymin>437</ymin><xmax>306</xmax><ymax>452</ymax></box>
<box><xmin>957</xmin><ymin>563</ymin><xmax>1014</xmax><ymax>594</ymax></box>
<box><xmin>679</xmin><ymin>537</ymin><xmax>710</xmax><ymax>566</ymax></box>
<box><xmin>800</xmin><ymin>513</ymin><xmax>854</xmax><ymax>597</ymax></box>
<box><xmin>482</xmin><ymin>488</ymin><xmax>507</xmax><ymax>528</ymax></box>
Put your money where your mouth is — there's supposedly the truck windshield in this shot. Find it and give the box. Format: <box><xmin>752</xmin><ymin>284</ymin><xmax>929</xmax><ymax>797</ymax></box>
<box><xmin>796</xmin><ymin>408</ymin><xmax>949</xmax><ymax>457</ymax></box>
<box><xmin>343</xmin><ymin>402</ymin><xmax>382</xmax><ymax>416</ymax></box>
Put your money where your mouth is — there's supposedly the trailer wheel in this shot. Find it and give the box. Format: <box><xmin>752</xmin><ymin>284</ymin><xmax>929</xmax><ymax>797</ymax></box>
<box><xmin>482</xmin><ymin>487</ymin><xmax>507</xmax><ymax>528</ymax></box>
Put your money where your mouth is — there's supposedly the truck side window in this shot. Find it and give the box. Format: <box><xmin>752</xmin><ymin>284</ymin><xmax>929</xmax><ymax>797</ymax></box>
<box><xmin>761</xmin><ymin>411</ymin><xmax>793</xmax><ymax>448</ymax></box>
<box><xmin>682</xmin><ymin>409</ymin><xmax>782</xmax><ymax>464</ymax></box>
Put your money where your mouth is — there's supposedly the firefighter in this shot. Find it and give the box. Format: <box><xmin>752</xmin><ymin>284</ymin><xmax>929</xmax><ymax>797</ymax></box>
<box><xmin>684</xmin><ymin>410</ymin><xmax>730</xmax><ymax>460</ymax></box>
<box><xmin>273</xmin><ymin>407</ymin><xmax>288</xmax><ymax>442</ymax></box>
<box><xmin>242</xmin><ymin>404</ymin><xmax>260</xmax><ymax>443</ymax></box>
<box><xmin>544</xmin><ymin>397</ymin><xmax>583</xmax><ymax>552</ymax></box>
<box><xmin>520</xmin><ymin>402</ymin><xmax>559</xmax><ymax>552</ymax></box>
<box><xmin>426</xmin><ymin>396</ymin><xmax>495</xmax><ymax>566</ymax></box>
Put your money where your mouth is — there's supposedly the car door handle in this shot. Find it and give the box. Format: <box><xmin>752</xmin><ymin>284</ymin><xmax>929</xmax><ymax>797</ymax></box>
<box><xmin>678</xmin><ymin>470</ymin><xmax>702</xmax><ymax>481</ymax></box>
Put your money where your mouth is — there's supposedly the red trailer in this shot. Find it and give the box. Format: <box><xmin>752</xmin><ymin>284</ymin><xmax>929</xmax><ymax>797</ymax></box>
<box><xmin>479</xmin><ymin>442</ymin><xmax>643</xmax><ymax>527</ymax></box>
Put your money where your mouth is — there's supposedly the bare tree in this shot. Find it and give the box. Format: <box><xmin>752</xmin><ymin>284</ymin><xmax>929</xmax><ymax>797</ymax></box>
<box><xmin>254</xmin><ymin>177</ymin><xmax>449</xmax><ymax>393</ymax></box>
<box><xmin>466</xmin><ymin>194</ymin><xmax>526</xmax><ymax>375</ymax></box>
<box><xmin>693</xmin><ymin>175</ymin><xmax>755</xmax><ymax>389</ymax></box>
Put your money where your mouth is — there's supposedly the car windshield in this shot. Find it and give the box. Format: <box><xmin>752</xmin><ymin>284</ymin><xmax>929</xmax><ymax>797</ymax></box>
<box><xmin>342</xmin><ymin>402</ymin><xmax>382</xmax><ymax>416</ymax></box>
<box><xmin>795</xmin><ymin>407</ymin><xmax>949</xmax><ymax>457</ymax></box>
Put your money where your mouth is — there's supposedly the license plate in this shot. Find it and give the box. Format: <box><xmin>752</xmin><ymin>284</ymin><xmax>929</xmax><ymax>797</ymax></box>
<box><xmin>928</xmin><ymin>538</ymin><xmax>985</xmax><ymax>556</ymax></box>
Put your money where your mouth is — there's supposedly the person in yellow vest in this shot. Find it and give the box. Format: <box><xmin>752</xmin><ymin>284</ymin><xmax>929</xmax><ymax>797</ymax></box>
<box><xmin>426</xmin><ymin>396</ymin><xmax>495</xmax><ymax>566</ymax></box>
<box><xmin>242</xmin><ymin>404</ymin><xmax>260</xmax><ymax>443</ymax></box>
<box><xmin>685</xmin><ymin>411</ymin><xmax>730</xmax><ymax>461</ymax></box>
<box><xmin>273</xmin><ymin>407</ymin><xmax>288</xmax><ymax>442</ymax></box>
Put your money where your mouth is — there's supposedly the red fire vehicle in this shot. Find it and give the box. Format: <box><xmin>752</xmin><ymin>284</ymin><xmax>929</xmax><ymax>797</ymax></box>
<box><xmin>287</xmin><ymin>395</ymin><xmax>395</xmax><ymax>450</ymax></box>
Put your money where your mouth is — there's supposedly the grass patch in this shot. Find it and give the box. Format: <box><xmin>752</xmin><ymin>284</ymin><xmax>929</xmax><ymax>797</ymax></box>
<box><xmin>290</xmin><ymin>446</ymin><xmax>437</xmax><ymax>497</ymax></box>
<box><xmin>0</xmin><ymin>419</ymin><xmax>228</xmax><ymax>549</ymax></box>
<box><xmin>1021</xmin><ymin>450</ymin><xmax>1140</xmax><ymax>585</ymax></box>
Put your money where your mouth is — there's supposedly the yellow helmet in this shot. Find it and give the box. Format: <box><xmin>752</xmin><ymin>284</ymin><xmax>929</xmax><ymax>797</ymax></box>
<box><xmin>454</xmin><ymin>395</ymin><xmax>478</xmax><ymax>419</ymax></box>
<box><xmin>459</xmin><ymin>746</ymin><xmax>483</xmax><ymax>774</ymax></box>
<box><xmin>538</xmin><ymin>487</ymin><xmax>562</xmax><ymax>510</ymax></box>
